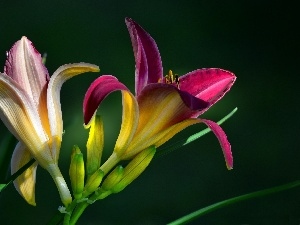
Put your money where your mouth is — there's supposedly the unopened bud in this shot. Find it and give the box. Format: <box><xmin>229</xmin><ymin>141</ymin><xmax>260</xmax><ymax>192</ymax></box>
<box><xmin>85</xmin><ymin>115</ymin><xmax>104</xmax><ymax>178</ymax></box>
<box><xmin>69</xmin><ymin>146</ymin><xmax>85</xmax><ymax>200</ymax></box>
<box><xmin>83</xmin><ymin>168</ymin><xmax>104</xmax><ymax>197</ymax></box>
<box><xmin>112</xmin><ymin>145</ymin><xmax>156</xmax><ymax>193</ymax></box>
<box><xmin>101</xmin><ymin>165</ymin><xmax>124</xmax><ymax>191</ymax></box>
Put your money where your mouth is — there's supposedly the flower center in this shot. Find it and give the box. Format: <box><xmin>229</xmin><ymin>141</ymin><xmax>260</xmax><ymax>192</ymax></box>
<box><xmin>159</xmin><ymin>70</ymin><xmax>180</xmax><ymax>89</ymax></box>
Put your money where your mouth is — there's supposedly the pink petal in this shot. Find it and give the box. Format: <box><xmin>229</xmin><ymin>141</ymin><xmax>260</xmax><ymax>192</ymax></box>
<box><xmin>125</xmin><ymin>18</ymin><xmax>163</xmax><ymax>96</ymax></box>
<box><xmin>201</xmin><ymin>119</ymin><xmax>233</xmax><ymax>169</ymax></box>
<box><xmin>4</xmin><ymin>36</ymin><xmax>49</xmax><ymax>108</ymax></box>
<box><xmin>180</xmin><ymin>68</ymin><xmax>236</xmax><ymax>116</ymax></box>
<box><xmin>83</xmin><ymin>75</ymin><xmax>129</xmax><ymax>124</ymax></box>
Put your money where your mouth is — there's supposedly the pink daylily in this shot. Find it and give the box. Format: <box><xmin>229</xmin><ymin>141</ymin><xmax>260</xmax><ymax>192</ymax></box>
<box><xmin>0</xmin><ymin>37</ymin><xmax>99</xmax><ymax>205</ymax></box>
<box><xmin>83</xmin><ymin>18</ymin><xmax>236</xmax><ymax>174</ymax></box>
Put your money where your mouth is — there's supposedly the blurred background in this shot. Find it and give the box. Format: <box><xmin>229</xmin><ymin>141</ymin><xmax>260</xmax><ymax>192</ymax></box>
<box><xmin>0</xmin><ymin>0</ymin><xmax>299</xmax><ymax>224</ymax></box>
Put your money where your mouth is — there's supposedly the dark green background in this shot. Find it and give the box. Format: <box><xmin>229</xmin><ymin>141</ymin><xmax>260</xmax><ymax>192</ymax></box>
<box><xmin>0</xmin><ymin>0</ymin><xmax>299</xmax><ymax>224</ymax></box>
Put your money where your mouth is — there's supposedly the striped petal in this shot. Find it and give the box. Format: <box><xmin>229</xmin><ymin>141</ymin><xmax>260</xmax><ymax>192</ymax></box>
<box><xmin>11</xmin><ymin>142</ymin><xmax>38</xmax><ymax>206</ymax></box>
<box><xmin>125</xmin><ymin>18</ymin><xmax>163</xmax><ymax>96</ymax></box>
<box><xmin>47</xmin><ymin>63</ymin><xmax>99</xmax><ymax>161</ymax></box>
<box><xmin>0</xmin><ymin>74</ymin><xmax>48</xmax><ymax>151</ymax></box>
<box><xmin>4</xmin><ymin>36</ymin><xmax>49</xmax><ymax>109</ymax></box>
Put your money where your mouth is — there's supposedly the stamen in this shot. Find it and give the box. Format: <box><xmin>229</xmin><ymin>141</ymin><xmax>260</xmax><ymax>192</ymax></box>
<box><xmin>164</xmin><ymin>70</ymin><xmax>180</xmax><ymax>89</ymax></box>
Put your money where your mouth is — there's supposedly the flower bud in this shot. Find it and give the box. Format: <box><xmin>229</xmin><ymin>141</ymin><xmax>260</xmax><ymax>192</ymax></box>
<box><xmin>101</xmin><ymin>165</ymin><xmax>124</xmax><ymax>191</ymax></box>
<box><xmin>69</xmin><ymin>146</ymin><xmax>85</xmax><ymax>200</ymax></box>
<box><xmin>112</xmin><ymin>145</ymin><xmax>156</xmax><ymax>193</ymax></box>
<box><xmin>85</xmin><ymin>115</ymin><xmax>104</xmax><ymax>178</ymax></box>
<box><xmin>83</xmin><ymin>168</ymin><xmax>104</xmax><ymax>197</ymax></box>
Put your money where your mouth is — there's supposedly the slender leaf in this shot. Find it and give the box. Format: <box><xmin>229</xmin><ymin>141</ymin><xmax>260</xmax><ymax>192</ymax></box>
<box><xmin>0</xmin><ymin>158</ymin><xmax>35</xmax><ymax>192</ymax></box>
<box><xmin>167</xmin><ymin>180</ymin><xmax>300</xmax><ymax>225</ymax></box>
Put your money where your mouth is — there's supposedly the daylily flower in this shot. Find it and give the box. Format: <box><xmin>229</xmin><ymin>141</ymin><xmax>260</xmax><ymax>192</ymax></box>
<box><xmin>0</xmin><ymin>37</ymin><xmax>99</xmax><ymax>205</ymax></box>
<box><xmin>83</xmin><ymin>18</ymin><xmax>236</xmax><ymax>175</ymax></box>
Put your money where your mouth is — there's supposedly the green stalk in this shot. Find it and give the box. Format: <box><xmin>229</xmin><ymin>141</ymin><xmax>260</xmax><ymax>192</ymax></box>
<box><xmin>167</xmin><ymin>180</ymin><xmax>300</xmax><ymax>225</ymax></box>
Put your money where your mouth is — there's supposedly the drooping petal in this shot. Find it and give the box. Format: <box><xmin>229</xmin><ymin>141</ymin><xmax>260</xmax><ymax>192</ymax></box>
<box><xmin>11</xmin><ymin>142</ymin><xmax>38</xmax><ymax>206</ymax></box>
<box><xmin>83</xmin><ymin>75</ymin><xmax>129</xmax><ymax>125</ymax></box>
<box><xmin>0</xmin><ymin>74</ymin><xmax>49</xmax><ymax>151</ymax></box>
<box><xmin>125</xmin><ymin>17</ymin><xmax>163</xmax><ymax>96</ymax></box>
<box><xmin>47</xmin><ymin>63</ymin><xmax>99</xmax><ymax>161</ymax></box>
<box><xmin>201</xmin><ymin>119</ymin><xmax>233</xmax><ymax>169</ymax></box>
<box><xmin>113</xmin><ymin>90</ymin><xmax>139</xmax><ymax>156</ymax></box>
<box><xmin>179</xmin><ymin>68</ymin><xmax>236</xmax><ymax>116</ymax></box>
<box><xmin>4</xmin><ymin>36</ymin><xmax>49</xmax><ymax>108</ymax></box>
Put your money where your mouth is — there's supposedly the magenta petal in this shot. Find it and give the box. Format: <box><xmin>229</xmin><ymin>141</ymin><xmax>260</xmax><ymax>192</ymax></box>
<box><xmin>201</xmin><ymin>119</ymin><xmax>233</xmax><ymax>169</ymax></box>
<box><xmin>180</xmin><ymin>68</ymin><xmax>236</xmax><ymax>106</ymax></box>
<box><xmin>125</xmin><ymin>17</ymin><xmax>163</xmax><ymax>96</ymax></box>
<box><xmin>83</xmin><ymin>75</ymin><xmax>128</xmax><ymax>124</ymax></box>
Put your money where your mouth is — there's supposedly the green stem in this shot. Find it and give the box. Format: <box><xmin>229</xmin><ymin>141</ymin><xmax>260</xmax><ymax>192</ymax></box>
<box><xmin>69</xmin><ymin>202</ymin><xmax>89</xmax><ymax>225</ymax></box>
<box><xmin>63</xmin><ymin>200</ymin><xmax>78</xmax><ymax>225</ymax></box>
<box><xmin>46</xmin><ymin>163</ymin><xmax>72</xmax><ymax>206</ymax></box>
<box><xmin>167</xmin><ymin>180</ymin><xmax>300</xmax><ymax>225</ymax></box>
<box><xmin>100</xmin><ymin>152</ymin><xmax>120</xmax><ymax>175</ymax></box>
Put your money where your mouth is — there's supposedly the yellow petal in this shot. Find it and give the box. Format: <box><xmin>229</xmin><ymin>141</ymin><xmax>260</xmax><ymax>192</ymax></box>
<box><xmin>11</xmin><ymin>142</ymin><xmax>38</xmax><ymax>206</ymax></box>
<box><xmin>47</xmin><ymin>63</ymin><xmax>99</xmax><ymax>161</ymax></box>
<box><xmin>113</xmin><ymin>90</ymin><xmax>139</xmax><ymax>156</ymax></box>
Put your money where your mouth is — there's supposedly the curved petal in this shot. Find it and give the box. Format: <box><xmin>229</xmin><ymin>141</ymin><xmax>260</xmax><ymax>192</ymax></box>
<box><xmin>11</xmin><ymin>142</ymin><xmax>38</xmax><ymax>206</ymax></box>
<box><xmin>47</xmin><ymin>63</ymin><xmax>99</xmax><ymax>160</ymax></box>
<box><xmin>113</xmin><ymin>90</ymin><xmax>139</xmax><ymax>156</ymax></box>
<box><xmin>179</xmin><ymin>68</ymin><xmax>236</xmax><ymax>116</ymax></box>
<box><xmin>125</xmin><ymin>17</ymin><xmax>163</xmax><ymax>96</ymax></box>
<box><xmin>124</xmin><ymin>118</ymin><xmax>200</xmax><ymax>159</ymax></box>
<box><xmin>4</xmin><ymin>36</ymin><xmax>49</xmax><ymax>108</ymax></box>
<box><xmin>201</xmin><ymin>119</ymin><xmax>233</xmax><ymax>169</ymax></box>
<box><xmin>0</xmin><ymin>74</ymin><xmax>48</xmax><ymax>150</ymax></box>
<box><xmin>83</xmin><ymin>75</ymin><xmax>129</xmax><ymax>125</ymax></box>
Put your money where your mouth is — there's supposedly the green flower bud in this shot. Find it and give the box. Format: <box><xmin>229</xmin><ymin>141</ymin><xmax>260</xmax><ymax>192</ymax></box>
<box><xmin>85</xmin><ymin>115</ymin><xmax>104</xmax><ymax>178</ymax></box>
<box><xmin>101</xmin><ymin>165</ymin><xmax>124</xmax><ymax>191</ymax></box>
<box><xmin>83</xmin><ymin>168</ymin><xmax>104</xmax><ymax>197</ymax></box>
<box><xmin>112</xmin><ymin>145</ymin><xmax>156</xmax><ymax>193</ymax></box>
<box><xmin>69</xmin><ymin>146</ymin><xmax>85</xmax><ymax>200</ymax></box>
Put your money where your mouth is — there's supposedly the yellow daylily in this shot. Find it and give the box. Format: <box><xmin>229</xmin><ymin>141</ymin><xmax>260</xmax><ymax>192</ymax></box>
<box><xmin>0</xmin><ymin>37</ymin><xmax>99</xmax><ymax>205</ymax></box>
